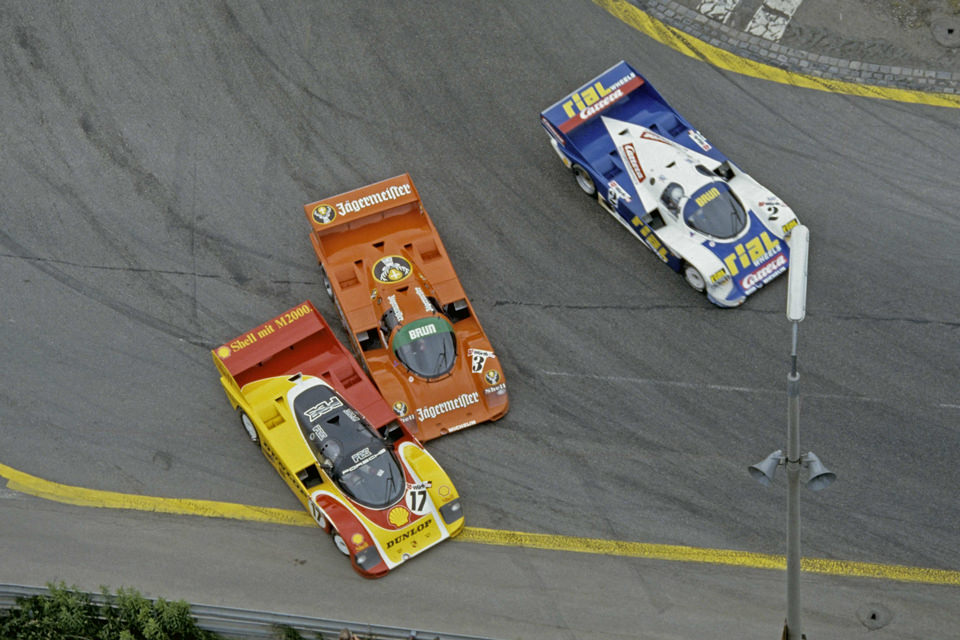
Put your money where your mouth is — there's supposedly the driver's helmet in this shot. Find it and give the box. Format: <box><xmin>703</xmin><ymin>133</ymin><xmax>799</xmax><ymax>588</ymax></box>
<box><xmin>319</xmin><ymin>440</ymin><xmax>341</xmax><ymax>465</ymax></box>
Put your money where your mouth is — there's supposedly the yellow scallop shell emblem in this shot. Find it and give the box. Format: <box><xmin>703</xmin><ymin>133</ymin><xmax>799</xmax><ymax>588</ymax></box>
<box><xmin>389</xmin><ymin>506</ymin><xmax>410</xmax><ymax>527</ymax></box>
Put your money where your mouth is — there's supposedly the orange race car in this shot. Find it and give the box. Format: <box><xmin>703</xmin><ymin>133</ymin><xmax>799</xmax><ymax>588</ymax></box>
<box><xmin>212</xmin><ymin>300</ymin><xmax>464</xmax><ymax>578</ymax></box>
<box><xmin>303</xmin><ymin>174</ymin><xmax>508</xmax><ymax>441</ymax></box>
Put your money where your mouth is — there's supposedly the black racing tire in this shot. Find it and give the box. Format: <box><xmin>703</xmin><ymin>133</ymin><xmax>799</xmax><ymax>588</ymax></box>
<box><xmin>320</xmin><ymin>265</ymin><xmax>333</xmax><ymax>299</ymax></box>
<box><xmin>238</xmin><ymin>410</ymin><xmax>259</xmax><ymax>444</ymax></box>
<box><xmin>571</xmin><ymin>164</ymin><xmax>596</xmax><ymax>197</ymax></box>
<box><xmin>683</xmin><ymin>264</ymin><xmax>707</xmax><ymax>293</ymax></box>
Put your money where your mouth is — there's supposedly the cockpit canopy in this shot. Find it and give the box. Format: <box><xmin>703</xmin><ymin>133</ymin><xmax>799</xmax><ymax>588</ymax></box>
<box><xmin>385</xmin><ymin>316</ymin><xmax>456</xmax><ymax>379</ymax></box>
<box><xmin>663</xmin><ymin>181</ymin><xmax>747</xmax><ymax>240</ymax></box>
<box><xmin>292</xmin><ymin>383</ymin><xmax>405</xmax><ymax>509</ymax></box>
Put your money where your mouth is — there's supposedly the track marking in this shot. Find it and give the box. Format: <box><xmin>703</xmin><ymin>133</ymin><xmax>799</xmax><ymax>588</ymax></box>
<box><xmin>541</xmin><ymin>370</ymin><xmax>959</xmax><ymax>410</ymax></box>
<box><xmin>696</xmin><ymin>0</ymin><xmax>741</xmax><ymax>24</ymax></box>
<box><xmin>2</xmin><ymin>462</ymin><xmax>958</xmax><ymax>586</ymax></box>
<box><xmin>746</xmin><ymin>0</ymin><xmax>804</xmax><ymax>42</ymax></box>
<box><xmin>592</xmin><ymin>0</ymin><xmax>960</xmax><ymax>108</ymax></box>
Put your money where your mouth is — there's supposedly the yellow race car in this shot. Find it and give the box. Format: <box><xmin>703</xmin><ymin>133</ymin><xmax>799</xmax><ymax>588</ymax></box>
<box><xmin>212</xmin><ymin>300</ymin><xmax>464</xmax><ymax>578</ymax></box>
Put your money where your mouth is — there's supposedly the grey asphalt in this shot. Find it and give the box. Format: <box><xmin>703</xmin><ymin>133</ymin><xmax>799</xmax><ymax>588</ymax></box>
<box><xmin>1</xmin><ymin>2</ymin><xmax>959</xmax><ymax>639</ymax></box>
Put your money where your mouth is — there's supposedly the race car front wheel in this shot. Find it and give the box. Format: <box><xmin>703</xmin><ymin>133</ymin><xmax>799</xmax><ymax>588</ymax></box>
<box><xmin>239</xmin><ymin>410</ymin><xmax>259</xmax><ymax>444</ymax></box>
<box><xmin>683</xmin><ymin>264</ymin><xmax>706</xmax><ymax>293</ymax></box>
<box><xmin>571</xmin><ymin>164</ymin><xmax>596</xmax><ymax>197</ymax></box>
<box><xmin>331</xmin><ymin>529</ymin><xmax>350</xmax><ymax>556</ymax></box>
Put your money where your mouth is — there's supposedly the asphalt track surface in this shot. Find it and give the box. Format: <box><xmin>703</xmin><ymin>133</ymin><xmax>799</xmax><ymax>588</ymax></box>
<box><xmin>1</xmin><ymin>2</ymin><xmax>959</xmax><ymax>639</ymax></box>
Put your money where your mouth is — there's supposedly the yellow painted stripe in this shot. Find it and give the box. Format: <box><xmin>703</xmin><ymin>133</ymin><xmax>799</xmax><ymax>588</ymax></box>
<box><xmin>459</xmin><ymin>527</ymin><xmax>960</xmax><ymax>586</ymax></box>
<box><xmin>0</xmin><ymin>462</ymin><xmax>314</xmax><ymax>527</ymax></box>
<box><xmin>592</xmin><ymin>0</ymin><xmax>960</xmax><ymax>109</ymax></box>
<box><xmin>3</xmin><ymin>462</ymin><xmax>958</xmax><ymax>586</ymax></box>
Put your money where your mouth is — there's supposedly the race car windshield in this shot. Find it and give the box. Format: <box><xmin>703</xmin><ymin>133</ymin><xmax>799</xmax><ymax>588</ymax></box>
<box><xmin>336</xmin><ymin>443</ymin><xmax>405</xmax><ymax>509</ymax></box>
<box><xmin>292</xmin><ymin>383</ymin><xmax>405</xmax><ymax>509</ymax></box>
<box><xmin>391</xmin><ymin>316</ymin><xmax>456</xmax><ymax>379</ymax></box>
<box><xmin>682</xmin><ymin>182</ymin><xmax>747</xmax><ymax>239</ymax></box>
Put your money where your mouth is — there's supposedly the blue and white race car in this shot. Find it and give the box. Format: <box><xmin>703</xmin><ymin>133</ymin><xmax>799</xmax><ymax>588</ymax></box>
<box><xmin>540</xmin><ymin>61</ymin><xmax>800</xmax><ymax>307</ymax></box>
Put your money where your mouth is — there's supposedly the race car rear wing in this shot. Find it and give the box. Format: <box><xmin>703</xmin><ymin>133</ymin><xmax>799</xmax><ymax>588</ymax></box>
<box><xmin>303</xmin><ymin>174</ymin><xmax>422</xmax><ymax>237</ymax></box>
<box><xmin>303</xmin><ymin>174</ymin><xmax>468</xmax><ymax>320</ymax></box>
<box><xmin>211</xmin><ymin>300</ymin><xmax>394</xmax><ymax>428</ymax></box>
<box><xmin>541</xmin><ymin>60</ymin><xmax>659</xmax><ymax>136</ymax></box>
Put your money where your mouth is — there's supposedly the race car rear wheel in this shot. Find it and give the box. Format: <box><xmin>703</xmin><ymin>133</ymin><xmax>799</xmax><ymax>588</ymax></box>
<box><xmin>320</xmin><ymin>265</ymin><xmax>333</xmax><ymax>299</ymax></box>
<box><xmin>239</xmin><ymin>410</ymin><xmax>259</xmax><ymax>444</ymax></box>
<box><xmin>683</xmin><ymin>264</ymin><xmax>706</xmax><ymax>293</ymax></box>
<box><xmin>571</xmin><ymin>164</ymin><xmax>596</xmax><ymax>197</ymax></box>
<box><xmin>331</xmin><ymin>529</ymin><xmax>350</xmax><ymax>556</ymax></box>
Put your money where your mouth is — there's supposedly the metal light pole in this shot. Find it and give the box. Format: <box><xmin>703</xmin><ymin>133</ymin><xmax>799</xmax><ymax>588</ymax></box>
<box><xmin>748</xmin><ymin>225</ymin><xmax>835</xmax><ymax>640</ymax></box>
<box><xmin>784</xmin><ymin>224</ymin><xmax>808</xmax><ymax>640</ymax></box>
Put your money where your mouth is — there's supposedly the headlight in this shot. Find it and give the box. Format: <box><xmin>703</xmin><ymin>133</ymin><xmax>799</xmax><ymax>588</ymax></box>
<box><xmin>439</xmin><ymin>498</ymin><xmax>463</xmax><ymax>524</ymax></box>
<box><xmin>355</xmin><ymin>546</ymin><xmax>382</xmax><ymax>571</ymax></box>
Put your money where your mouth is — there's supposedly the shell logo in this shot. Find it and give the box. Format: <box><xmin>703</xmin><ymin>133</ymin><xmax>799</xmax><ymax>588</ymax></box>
<box><xmin>389</xmin><ymin>506</ymin><xmax>410</xmax><ymax>527</ymax></box>
<box><xmin>351</xmin><ymin>533</ymin><xmax>364</xmax><ymax>545</ymax></box>
<box><xmin>217</xmin><ymin>346</ymin><xmax>231</xmax><ymax>359</ymax></box>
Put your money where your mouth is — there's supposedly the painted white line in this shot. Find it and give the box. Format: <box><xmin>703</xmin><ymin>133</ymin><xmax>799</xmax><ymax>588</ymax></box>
<box><xmin>696</xmin><ymin>0</ymin><xmax>741</xmax><ymax>24</ymax></box>
<box><xmin>746</xmin><ymin>0</ymin><xmax>804</xmax><ymax>42</ymax></box>
<box><xmin>541</xmin><ymin>370</ymin><xmax>958</xmax><ymax>409</ymax></box>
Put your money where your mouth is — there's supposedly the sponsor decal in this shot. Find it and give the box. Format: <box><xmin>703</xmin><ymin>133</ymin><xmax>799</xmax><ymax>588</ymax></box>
<box><xmin>307</xmin><ymin>424</ymin><xmax>328</xmax><ymax>442</ymax></box>
<box><xmin>721</xmin><ymin>232</ymin><xmax>782</xmax><ymax>277</ymax></box>
<box><xmin>385</xmin><ymin>517</ymin><xmax>434</xmax><ymax>549</ymax></box>
<box><xmin>304</xmin><ymin>397</ymin><xmax>343</xmax><ymax>422</ymax></box>
<box><xmin>311</xmin><ymin>204</ymin><xmax>336</xmax><ymax>225</ymax></box>
<box><xmin>484</xmin><ymin>383</ymin><xmax>506</xmax><ymax>396</ymax></box>
<box><xmin>468</xmin><ymin>348</ymin><xmax>495</xmax><ymax>374</ymax></box>
<box><xmin>416</xmin><ymin>392</ymin><xmax>480</xmax><ymax>421</ymax></box>
<box><xmin>695</xmin><ymin>187</ymin><xmax>721</xmax><ymax>208</ymax></box>
<box><xmin>741</xmin><ymin>253</ymin><xmax>788</xmax><ymax>291</ymax></box>
<box><xmin>373</xmin><ymin>256</ymin><xmax>412</xmax><ymax>284</ymax></box>
<box><xmin>387</xmin><ymin>294</ymin><xmax>404</xmax><ymax>323</ymax></box>
<box><xmin>216</xmin><ymin>346</ymin><xmax>231</xmax><ymax>359</ymax></box>
<box><xmin>688</xmin><ymin>129</ymin><xmax>712</xmax><ymax>151</ymax></box>
<box><xmin>607</xmin><ymin>180</ymin><xmax>632</xmax><ymax>205</ymax></box>
<box><xmin>388</xmin><ymin>506</ymin><xmax>410</xmax><ymax>528</ymax></box>
<box><xmin>560</xmin><ymin>73</ymin><xmax>643</xmax><ymax>128</ymax></box>
<box><xmin>414</xmin><ymin>287</ymin><xmax>434</xmax><ymax>313</ymax></box>
<box><xmin>392</xmin><ymin>401</ymin><xmax>408</xmax><ymax>416</ymax></box>
<box><xmin>351</xmin><ymin>532</ymin><xmax>367</xmax><ymax>551</ymax></box>
<box><xmin>484</xmin><ymin>369</ymin><xmax>501</xmax><ymax>385</ymax></box>
<box><xmin>622</xmin><ymin>142</ymin><xmax>645</xmax><ymax>185</ymax></box>
<box><xmin>221</xmin><ymin>303</ymin><xmax>314</xmax><ymax>355</ymax></box>
<box><xmin>351</xmin><ymin>447</ymin><xmax>373</xmax><ymax>464</ymax></box>
<box><xmin>640</xmin><ymin>129</ymin><xmax>670</xmax><ymax>144</ymax></box>
<box><xmin>447</xmin><ymin>420</ymin><xmax>476</xmax><ymax>433</ymax></box>
<box><xmin>629</xmin><ymin>215</ymin><xmax>672</xmax><ymax>264</ymax></box>
<box><xmin>330</xmin><ymin>183</ymin><xmax>412</xmax><ymax>218</ymax></box>
<box><xmin>407</xmin><ymin>324</ymin><xmax>437</xmax><ymax>340</ymax></box>
<box><xmin>709</xmin><ymin>269</ymin><xmax>730</xmax><ymax>285</ymax></box>
<box><xmin>782</xmin><ymin>218</ymin><xmax>799</xmax><ymax>236</ymax></box>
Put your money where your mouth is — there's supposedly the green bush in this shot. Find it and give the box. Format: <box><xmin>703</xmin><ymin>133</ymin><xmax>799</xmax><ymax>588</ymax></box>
<box><xmin>0</xmin><ymin>582</ymin><xmax>220</xmax><ymax>640</ymax></box>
